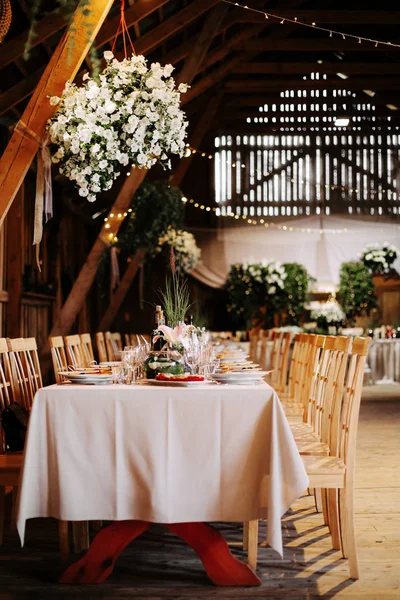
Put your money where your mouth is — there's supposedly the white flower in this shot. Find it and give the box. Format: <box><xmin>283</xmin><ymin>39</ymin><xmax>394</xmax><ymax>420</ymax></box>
<box><xmin>49</xmin><ymin>96</ymin><xmax>61</xmax><ymax>106</ymax></box>
<box><xmin>178</xmin><ymin>83</ymin><xmax>188</xmax><ymax>93</ymax></box>
<box><xmin>104</xmin><ymin>50</ymin><xmax>114</xmax><ymax>61</ymax></box>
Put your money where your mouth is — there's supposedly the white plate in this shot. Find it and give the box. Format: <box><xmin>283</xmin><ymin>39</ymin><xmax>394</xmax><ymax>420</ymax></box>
<box><xmin>59</xmin><ymin>372</ymin><xmax>114</xmax><ymax>384</ymax></box>
<box><xmin>210</xmin><ymin>370</ymin><xmax>272</xmax><ymax>381</ymax></box>
<box><xmin>99</xmin><ymin>361</ymin><xmax>121</xmax><ymax>367</ymax></box>
<box><xmin>142</xmin><ymin>379</ymin><xmax>211</xmax><ymax>387</ymax></box>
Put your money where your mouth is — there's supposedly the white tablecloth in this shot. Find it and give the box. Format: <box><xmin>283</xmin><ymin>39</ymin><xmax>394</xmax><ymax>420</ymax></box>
<box><xmin>368</xmin><ymin>339</ymin><xmax>400</xmax><ymax>383</ymax></box>
<box><xmin>17</xmin><ymin>383</ymin><xmax>308</xmax><ymax>556</ymax></box>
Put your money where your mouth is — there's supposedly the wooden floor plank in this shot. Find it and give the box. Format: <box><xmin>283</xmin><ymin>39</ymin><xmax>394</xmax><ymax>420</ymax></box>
<box><xmin>0</xmin><ymin>398</ymin><xmax>399</xmax><ymax>598</ymax></box>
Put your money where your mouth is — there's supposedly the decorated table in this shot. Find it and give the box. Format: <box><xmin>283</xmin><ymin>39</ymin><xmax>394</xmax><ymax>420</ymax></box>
<box><xmin>368</xmin><ymin>339</ymin><xmax>400</xmax><ymax>383</ymax></box>
<box><xmin>17</xmin><ymin>381</ymin><xmax>307</xmax><ymax>583</ymax></box>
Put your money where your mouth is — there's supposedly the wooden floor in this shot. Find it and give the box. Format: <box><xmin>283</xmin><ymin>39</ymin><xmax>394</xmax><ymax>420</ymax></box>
<box><xmin>0</xmin><ymin>395</ymin><xmax>399</xmax><ymax>599</ymax></box>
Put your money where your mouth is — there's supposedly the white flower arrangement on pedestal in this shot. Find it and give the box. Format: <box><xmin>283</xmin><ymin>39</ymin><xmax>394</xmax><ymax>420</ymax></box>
<box><xmin>360</xmin><ymin>243</ymin><xmax>398</xmax><ymax>274</ymax></box>
<box><xmin>156</xmin><ymin>228</ymin><xmax>201</xmax><ymax>273</ymax></box>
<box><xmin>243</xmin><ymin>259</ymin><xmax>287</xmax><ymax>294</ymax></box>
<box><xmin>311</xmin><ymin>300</ymin><xmax>346</xmax><ymax>324</ymax></box>
<box><xmin>47</xmin><ymin>51</ymin><xmax>188</xmax><ymax>201</ymax></box>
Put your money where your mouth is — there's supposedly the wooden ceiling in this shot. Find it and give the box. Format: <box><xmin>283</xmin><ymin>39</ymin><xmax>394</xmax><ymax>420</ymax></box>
<box><xmin>1</xmin><ymin>0</ymin><xmax>400</xmax><ymax>136</ymax></box>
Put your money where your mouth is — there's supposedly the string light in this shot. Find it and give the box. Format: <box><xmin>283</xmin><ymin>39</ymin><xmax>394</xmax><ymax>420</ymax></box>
<box><xmin>222</xmin><ymin>0</ymin><xmax>400</xmax><ymax>48</ymax></box>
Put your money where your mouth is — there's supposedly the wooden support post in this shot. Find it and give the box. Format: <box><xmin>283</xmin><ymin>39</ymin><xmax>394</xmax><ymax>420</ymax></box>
<box><xmin>0</xmin><ymin>0</ymin><xmax>114</xmax><ymax>227</ymax></box>
<box><xmin>171</xmin><ymin>91</ymin><xmax>223</xmax><ymax>187</ymax></box>
<box><xmin>49</xmin><ymin>169</ymin><xmax>147</xmax><ymax>337</ymax></box>
<box><xmin>98</xmin><ymin>248</ymin><xmax>146</xmax><ymax>332</ymax></box>
<box><xmin>6</xmin><ymin>185</ymin><xmax>23</xmax><ymax>338</ymax></box>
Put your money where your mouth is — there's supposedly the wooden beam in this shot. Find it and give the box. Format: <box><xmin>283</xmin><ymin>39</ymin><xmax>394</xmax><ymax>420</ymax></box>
<box><xmin>97</xmin><ymin>249</ymin><xmax>146</xmax><ymax>332</ymax></box>
<box><xmin>171</xmin><ymin>91</ymin><xmax>223</xmax><ymax>187</ymax></box>
<box><xmin>215</xmin><ymin>122</ymin><xmax>400</xmax><ymax>134</ymax></box>
<box><xmin>236</xmin><ymin>10</ymin><xmax>400</xmax><ymax>24</ymax></box>
<box><xmin>0</xmin><ymin>0</ymin><xmax>169</xmax><ymax>72</ymax></box>
<box><xmin>175</xmin><ymin>2</ymin><xmax>229</xmax><ymax>86</ymax></box>
<box><xmin>49</xmin><ymin>168</ymin><xmax>147</xmax><ymax>337</ymax></box>
<box><xmin>243</xmin><ymin>38</ymin><xmax>400</xmax><ymax>52</ymax></box>
<box><xmin>235</xmin><ymin>63</ymin><xmax>400</xmax><ymax>76</ymax></box>
<box><xmin>219</xmin><ymin>108</ymin><xmax>400</xmax><ymax>121</ymax></box>
<box><xmin>0</xmin><ymin>0</ymin><xmax>114</xmax><ymax>227</ymax></box>
<box><xmin>0</xmin><ymin>0</ymin><xmax>220</xmax><ymax>117</ymax></box>
<box><xmin>5</xmin><ymin>185</ymin><xmax>23</xmax><ymax>338</ymax></box>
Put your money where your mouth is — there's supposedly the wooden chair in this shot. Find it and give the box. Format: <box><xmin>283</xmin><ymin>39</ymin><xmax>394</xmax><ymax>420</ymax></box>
<box><xmin>105</xmin><ymin>332</ymin><xmax>121</xmax><ymax>361</ymax></box>
<box><xmin>258</xmin><ymin>330</ymin><xmax>272</xmax><ymax>371</ymax></box>
<box><xmin>80</xmin><ymin>333</ymin><xmax>95</xmax><ymax>365</ymax></box>
<box><xmin>7</xmin><ymin>338</ymin><xmax>43</xmax><ymax>411</ymax></box>
<box><xmin>301</xmin><ymin>336</ymin><xmax>371</xmax><ymax>579</ymax></box>
<box><xmin>63</xmin><ymin>334</ymin><xmax>87</xmax><ymax>368</ymax></box>
<box><xmin>249</xmin><ymin>329</ymin><xmax>261</xmax><ymax>363</ymax></box>
<box><xmin>49</xmin><ymin>336</ymin><xmax>68</xmax><ymax>383</ymax></box>
<box><xmin>124</xmin><ymin>334</ymin><xmax>130</xmax><ymax>347</ymax></box>
<box><xmin>96</xmin><ymin>332</ymin><xmax>108</xmax><ymax>363</ymax></box>
<box><xmin>275</xmin><ymin>332</ymin><xmax>292</xmax><ymax>394</ymax></box>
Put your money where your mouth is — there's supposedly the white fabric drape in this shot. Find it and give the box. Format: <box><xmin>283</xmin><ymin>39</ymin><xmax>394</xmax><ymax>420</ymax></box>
<box><xmin>17</xmin><ymin>383</ymin><xmax>308</xmax><ymax>557</ymax></box>
<box><xmin>189</xmin><ymin>217</ymin><xmax>400</xmax><ymax>289</ymax></box>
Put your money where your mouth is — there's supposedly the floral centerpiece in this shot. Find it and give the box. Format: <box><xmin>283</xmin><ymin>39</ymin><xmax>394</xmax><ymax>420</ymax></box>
<box><xmin>156</xmin><ymin>228</ymin><xmax>201</xmax><ymax>273</ymax></box>
<box><xmin>360</xmin><ymin>243</ymin><xmax>398</xmax><ymax>275</ymax></box>
<box><xmin>48</xmin><ymin>51</ymin><xmax>188</xmax><ymax>201</ymax></box>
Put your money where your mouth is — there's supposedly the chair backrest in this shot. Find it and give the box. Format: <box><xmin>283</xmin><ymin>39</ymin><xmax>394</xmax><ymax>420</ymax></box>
<box><xmin>337</xmin><ymin>337</ymin><xmax>370</xmax><ymax>470</ymax></box>
<box><xmin>275</xmin><ymin>332</ymin><xmax>292</xmax><ymax>394</ymax></box>
<box><xmin>287</xmin><ymin>333</ymin><xmax>302</xmax><ymax>399</ymax></box>
<box><xmin>0</xmin><ymin>338</ymin><xmax>13</xmax><ymax>452</ymax></box>
<box><xmin>64</xmin><ymin>334</ymin><xmax>87</xmax><ymax>368</ymax></box>
<box><xmin>105</xmin><ymin>331</ymin><xmax>117</xmax><ymax>361</ymax></box>
<box><xmin>80</xmin><ymin>333</ymin><xmax>95</xmax><ymax>365</ymax></box>
<box><xmin>259</xmin><ymin>329</ymin><xmax>273</xmax><ymax>370</ymax></box>
<box><xmin>7</xmin><ymin>337</ymin><xmax>43</xmax><ymax>411</ymax></box>
<box><xmin>96</xmin><ymin>332</ymin><xmax>108</xmax><ymax>363</ymax></box>
<box><xmin>249</xmin><ymin>329</ymin><xmax>261</xmax><ymax>363</ymax></box>
<box><xmin>111</xmin><ymin>332</ymin><xmax>122</xmax><ymax>352</ymax></box>
<box><xmin>124</xmin><ymin>333</ymin><xmax>131</xmax><ymax>348</ymax></box>
<box><xmin>49</xmin><ymin>336</ymin><xmax>68</xmax><ymax>383</ymax></box>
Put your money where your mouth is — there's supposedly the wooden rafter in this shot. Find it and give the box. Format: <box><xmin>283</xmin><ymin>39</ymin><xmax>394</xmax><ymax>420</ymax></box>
<box><xmin>236</xmin><ymin>10</ymin><xmax>400</xmax><ymax>24</ymax></box>
<box><xmin>220</xmin><ymin>108</ymin><xmax>400</xmax><ymax>121</ymax></box>
<box><xmin>175</xmin><ymin>2</ymin><xmax>229</xmax><ymax>86</ymax></box>
<box><xmin>242</xmin><ymin>38</ymin><xmax>400</xmax><ymax>52</ymax></box>
<box><xmin>0</xmin><ymin>0</ymin><xmax>221</xmax><ymax>116</ymax></box>
<box><xmin>0</xmin><ymin>0</ymin><xmax>114</xmax><ymax>228</ymax></box>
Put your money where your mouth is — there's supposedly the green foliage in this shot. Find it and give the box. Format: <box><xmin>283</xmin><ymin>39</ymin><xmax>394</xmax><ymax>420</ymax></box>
<box><xmin>226</xmin><ymin>261</ymin><xmax>314</xmax><ymax>330</ymax></box>
<box><xmin>338</xmin><ymin>261</ymin><xmax>378</xmax><ymax>324</ymax></box>
<box><xmin>158</xmin><ymin>272</ymin><xmax>192</xmax><ymax>328</ymax></box>
<box><xmin>115</xmin><ymin>181</ymin><xmax>184</xmax><ymax>258</ymax></box>
<box><xmin>282</xmin><ymin>263</ymin><xmax>315</xmax><ymax>325</ymax></box>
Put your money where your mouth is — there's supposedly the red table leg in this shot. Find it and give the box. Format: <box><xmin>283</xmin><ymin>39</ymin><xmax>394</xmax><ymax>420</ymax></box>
<box><xmin>165</xmin><ymin>522</ymin><xmax>261</xmax><ymax>586</ymax></box>
<box><xmin>60</xmin><ymin>520</ymin><xmax>150</xmax><ymax>584</ymax></box>
<box><xmin>60</xmin><ymin>521</ymin><xmax>261</xmax><ymax>586</ymax></box>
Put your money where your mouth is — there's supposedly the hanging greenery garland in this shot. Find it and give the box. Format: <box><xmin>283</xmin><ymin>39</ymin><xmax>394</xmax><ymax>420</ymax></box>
<box><xmin>155</xmin><ymin>228</ymin><xmax>201</xmax><ymax>274</ymax></box>
<box><xmin>47</xmin><ymin>52</ymin><xmax>188</xmax><ymax>201</ymax></box>
<box><xmin>113</xmin><ymin>180</ymin><xmax>185</xmax><ymax>258</ymax></box>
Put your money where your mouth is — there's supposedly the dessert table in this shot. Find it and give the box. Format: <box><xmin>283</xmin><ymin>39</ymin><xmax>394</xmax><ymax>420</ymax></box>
<box><xmin>17</xmin><ymin>382</ymin><xmax>308</xmax><ymax>583</ymax></box>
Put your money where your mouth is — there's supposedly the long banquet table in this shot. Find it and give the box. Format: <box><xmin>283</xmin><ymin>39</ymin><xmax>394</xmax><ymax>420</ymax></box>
<box><xmin>17</xmin><ymin>382</ymin><xmax>308</xmax><ymax>570</ymax></box>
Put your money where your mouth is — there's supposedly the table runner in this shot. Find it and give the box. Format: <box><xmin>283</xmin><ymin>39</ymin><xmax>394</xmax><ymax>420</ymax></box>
<box><xmin>17</xmin><ymin>383</ymin><xmax>308</xmax><ymax>556</ymax></box>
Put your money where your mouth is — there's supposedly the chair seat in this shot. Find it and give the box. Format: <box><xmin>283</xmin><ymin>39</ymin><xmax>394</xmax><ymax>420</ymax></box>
<box><xmin>296</xmin><ymin>439</ymin><xmax>330</xmax><ymax>456</ymax></box>
<box><xmin>293</xmin><ymin>430</ymin><xmax>320</xmax><ymax>442</ymax></box>
<box><xmin>282</xmin><ymin>402</ymin><xmax>303</xmax><ymax>417</ymax></box>
<box><xmin>290</xmin><ymin>422</ymin><xmax>313</xmax><ymax>435</ymax></box>
<box><xmin>0</xmin><ymin>454</ymin><xmax>23</xmax><ymax>486</ymax></box>
<box><xmin>302</xmin><ymin>455</ymin><xmax>345</xmax><ymax>488</ymax></box>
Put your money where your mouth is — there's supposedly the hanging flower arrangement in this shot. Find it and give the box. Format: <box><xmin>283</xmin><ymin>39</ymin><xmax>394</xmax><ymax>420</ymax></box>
<box><xmin>47</xmin><ymin>51</ymin><xmax>189</xmax><ymax>201</ymax></box>
<box><xmin>156</xmin><ymin>228</ymin><xmax>201</xmax><ymax>273</ymax></box>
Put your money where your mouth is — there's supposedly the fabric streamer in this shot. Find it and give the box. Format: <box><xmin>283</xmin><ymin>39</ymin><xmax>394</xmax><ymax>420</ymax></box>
<box><xmin>110</xmin><ymin>246</ymin><xmax>120</xmax><ymax>292</ymax></box>
<box><xmin>15</xmin><ymin>121</ymin><xmax>53</xmax><ymax>271</ymax></box>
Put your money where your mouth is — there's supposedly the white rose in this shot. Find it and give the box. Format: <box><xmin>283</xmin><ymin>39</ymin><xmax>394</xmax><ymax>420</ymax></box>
<box><xmin>178</xmin><ymin>83</ymin><xmax>188</xmax><ymax>93</ymax></box>
<box><xmin>104</xmin><ymin>50</ymin><xmax>114</xmax><ymax>61</ymax></box>
<box><xmin>49</xmin><ymin>96</ymin><xmax>61</xmax><ymax>106</ymax></box>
